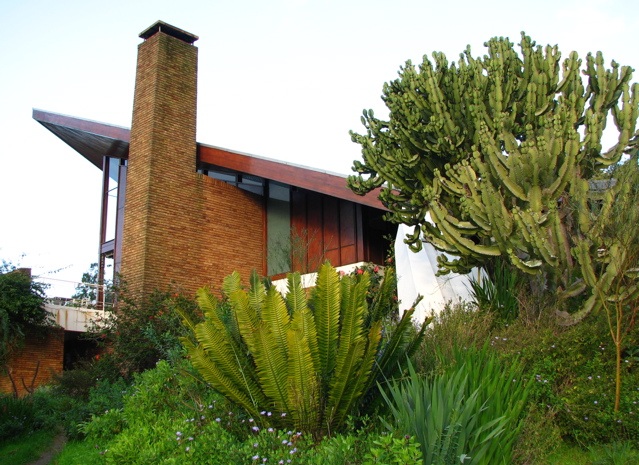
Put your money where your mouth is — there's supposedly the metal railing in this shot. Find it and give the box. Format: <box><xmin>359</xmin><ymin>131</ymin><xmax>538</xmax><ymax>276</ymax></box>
<box><xmin>35</xmin><ymin>276</ymin><xmax>115</xmax><ymax>311</ymax></box>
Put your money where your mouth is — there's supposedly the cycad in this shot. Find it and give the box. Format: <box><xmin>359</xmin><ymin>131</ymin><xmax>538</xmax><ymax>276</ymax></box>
<box><xmin>179</xmin><ymin>262</ymin><xmax>429</xmax><ymax>436</ymax></box>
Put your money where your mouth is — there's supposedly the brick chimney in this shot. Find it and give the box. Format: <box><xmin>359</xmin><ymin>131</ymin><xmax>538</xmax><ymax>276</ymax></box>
<box><xmin>119</xmin><ymin>21</ymin><xmax>264</xmax><ymax>299</ymax></box>
<box><xmin>120</xmin><ymin>21</ymin><xmax>199</xmax><ymax>297</ymax></box>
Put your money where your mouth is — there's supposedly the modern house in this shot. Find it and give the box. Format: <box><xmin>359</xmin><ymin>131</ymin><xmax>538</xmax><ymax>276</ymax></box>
<box><xmin>33</xmin><ymin>21</ymin><xmax>392</xmax><ymax>302</ymax></box>
<box><xmin>0</xmin><ymin>21</ymin><xmax>394</xmax><ymax>397</ymax></box>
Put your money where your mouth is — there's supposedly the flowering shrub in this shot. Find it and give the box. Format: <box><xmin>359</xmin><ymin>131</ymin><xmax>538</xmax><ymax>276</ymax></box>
<box><xmin>79</xmin><ymin>359</ymin><xmax>414</xmax><ymax>464</ymax></box>
<box><xmin>86</xmin><ymin>285</ymin><xmax>202</xmax><ymax>375</ymax></box>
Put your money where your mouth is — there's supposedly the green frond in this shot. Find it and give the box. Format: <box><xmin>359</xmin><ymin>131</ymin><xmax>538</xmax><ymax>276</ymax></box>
<box><xmin>332</xmin><ymin>320</ymin><xmax>382</xmax><ymax>427</ymax></box>
<box><xmin>330</xmin><ymin>275</ymin><xmax>368</xmax><ymax>417</ymax></box>
<box><xmin>230</xmin><ymin>290</ymin><xmax>260</xmax><ymax>352</ymax></box>
<box><xmin>367</xmin><ymin>267</ymin><xmax>396</xmax><ymax>326</ymax></box>
<box><xmin>313</xmin><ymin>262</ymin><xmax>341</xmax><ymax>387</ymax></box>
<box><xmin>287</xmin><ymin>318</ymin><xmax>320</xmax><ymax>431</ymax></box>
<box><xmin>223</xmin><ymin>271</ymin><xmax>242</xmax><ymax>296</ymax></box>
<box><xmin>196</xmin><ymin>287</ymin><xmax>225</xmax><ymax>330</ymax></box>
<box><xmin>248</xmin><ymin>269</ymin><xmax>265</xmax><ymax>318</ymax></box>
<box><xmin>327</xmin><ymin>339</ymin><xmax>366</xmax><ymax>428</ymax></box>
<box><xmin>286</xmin><ymin>272</ymin><xmax>307</xmax><ymax>314</ymax></box>
<box><xmin>263</xmin><ymin>286</ymin><xmax>291</xmax><ymax>362</ymax></box>
<box><xmin>251</xmin><ymin>323</ymin><xmax>291</xmax><ymax>413</ymax></box>
<box><xmin>193</xmin><ymin>320</ymin><xmax>262</xmax><ymax>399</ymax></box>
<box><xmin>185</xmin><ymin>340</ymin><xmax>263</xmax><ymax>418</ymax></box>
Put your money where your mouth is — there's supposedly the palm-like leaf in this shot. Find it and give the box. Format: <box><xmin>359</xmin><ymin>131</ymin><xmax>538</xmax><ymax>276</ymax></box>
<box><xmin>313</xmin><ymin>262</ymin><xmax>341</xmax><ymax>389</ymax></box>
<box><xmin>180</xmin><ymin>263</ymin><xmax>424</xmax><ymax>437</ymax></box>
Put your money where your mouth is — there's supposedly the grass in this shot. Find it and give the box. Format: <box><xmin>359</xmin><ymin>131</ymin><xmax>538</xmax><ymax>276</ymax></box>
<box><xmin>544</xmin><ymin>442</ymin><xmax>639</xmax><ymax>465</ymax></box>
<box><xmin>0</xmin><ymin>428</ymin><xmax>57</xmax><ymax>465</ymax></box>
<box><xmin>52</xmin><ymin>440</ymin><xmax>105</xmax><ymax>465</ymax></box>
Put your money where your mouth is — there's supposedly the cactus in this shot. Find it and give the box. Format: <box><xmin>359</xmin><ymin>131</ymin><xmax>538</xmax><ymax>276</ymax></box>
<box><xmin>349</xmin><ymin>33</ymin><xmax>639</xmax><ymax>318</ymax></box>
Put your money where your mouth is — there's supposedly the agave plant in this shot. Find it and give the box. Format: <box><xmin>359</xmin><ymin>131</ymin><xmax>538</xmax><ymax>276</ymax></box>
<box><xmin>179</xmin><ymin>262</ymin><xmax>429</xmax><ymax>436</ymax></box>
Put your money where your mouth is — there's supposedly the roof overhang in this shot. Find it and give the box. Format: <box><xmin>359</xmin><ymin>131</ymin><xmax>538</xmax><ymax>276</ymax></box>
<box><xmin>33</xmin><ymin>109</ymin><xmax>386</xmax><ymax>210</ymax></box>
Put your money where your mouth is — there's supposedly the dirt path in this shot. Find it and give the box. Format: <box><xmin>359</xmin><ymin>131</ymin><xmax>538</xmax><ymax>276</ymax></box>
<box><xmin>27</xmin><ymin>432</ymin><xmax>67</xmax><ymax>465</ymax></box>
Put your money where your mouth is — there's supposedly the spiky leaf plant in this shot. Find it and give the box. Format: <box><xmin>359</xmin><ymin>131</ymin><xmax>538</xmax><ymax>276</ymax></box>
<box><xmin>179</xmin><ymin>262</ymin><xmax>430</xmax><ymax>437</ymax></box>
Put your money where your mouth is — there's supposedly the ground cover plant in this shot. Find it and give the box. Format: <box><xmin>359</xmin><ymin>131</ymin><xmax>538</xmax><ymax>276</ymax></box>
<box><xmin>74</xmin><ymin>358</ymin><xmax>422</xmax><ymax>465</ymax></box>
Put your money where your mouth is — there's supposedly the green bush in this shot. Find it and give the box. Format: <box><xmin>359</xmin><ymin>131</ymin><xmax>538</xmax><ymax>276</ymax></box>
<box><xmin>0</xmin><ymin>394</ymin><xmax>50</xmax><ymax>441</ymax></box>
<box><xmin>179</xmin><ymin>263</ymin><xmax>429</xmax><ymax>437</ymax></box>
<box><xmin>86</xmin><ymin>286</ymin><xmax>201</xmax><ymax>375</ymax></box>
<box><xmin>382</xmin><ymin>345</ymin><xmax>531</xmax><ymax>465</ymax></box>
<box><xmin>43</xmin><ymin>374</ymin><xmax>129</xmax><ymax>439</ymax></box>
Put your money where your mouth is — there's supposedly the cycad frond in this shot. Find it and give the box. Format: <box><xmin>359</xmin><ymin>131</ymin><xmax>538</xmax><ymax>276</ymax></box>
<box><xmin>251</xmin><ymin>322</ymin><xmax>290</xmax><ymax>413</ymax></box>
<box><xmin>183</xmin><ymin>339</ymin><xmax>263</xmax><ymax>418</ymax></box>
<box><xmin>231</xmin><ymin>290</ymin><xmax>260</xmax><ymax>349</ymax></box>
<box><xmin>223</xmin><ymin>271</ymin><xmax>242</xmax><ymax>296</ymax></box>
<box><xmin>288</xmin><ymin>273</ymin><xmax>320</xmax><ymax>371</ymax></box>
<box><xmin>287</xmin><ymin>314</ymin><xmax>320</xmax><ymax>431</ymax></box>
<box><xmin>286</xmin><ymin>272</ymin><xmax>307</xmax><ymax>314</ymax></box>
<box><xmin>194</xmin><ymin>319</ymin><xmax>257</xmax><ymax>389</ymax></box>
<box><xmin>313</xmin><ymin>262</ymin><xmax>341</xmax><ymax>387</ymax></box>
<box><xmin>195</xmin><ymin>288</ymin><xmax>225</xmax><ymax>330</ymax></box>
<box><xmin>183</xmin><ymin>264</ymin><xmax>424</xmax><ymax>438</ymax></box>
<box><xmin>263</xmin><ymin>286</ymin><xmax>290</xmax><ymax>363</ymax></box>
<box><xmin>331</xmin><ymin>320</ymin><xmax>382</xmax><ymax>427</ymax></box>
<box><xmin>248</xmin><ymin>269</ymin><xmax>265</xmax><ymax>318</ymax></box>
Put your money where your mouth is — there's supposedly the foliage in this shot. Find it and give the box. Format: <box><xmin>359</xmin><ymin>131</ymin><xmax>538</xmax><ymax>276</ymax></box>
<box><xmin>381</xmin><ymin>346</ymin><xmax>531</xmax><ymax>465</ymax></box>
<box><xmin>589</xmin><ymin>441</ymin><xmax>639</xmax><ymax>465</ymax></box>
<box><xmin>86</xmin><ymin>284</ymin><xmax>201</xmax><ymax>375</ymax></box>
<box><xmin>40</xmin><ymin>371</ymin><xmax>130</xmax><ymax>439</ymax></box>
<box><xmin>566</xmin><ymin>159</ymin><xmax>639</xmax><ymax>409</ymax></box>
<box><xmin>416</xmin><ymin>300</ymin><xmax>493</xmax><ymax>374</ymax></box>
<box><xmin>468</xmin><ymin>260</ymin><xmax>523</xmax><ymax>324</ymax></box>
<box><xmin>491</xmin><ymin>312</ymin><xmax>639</xmax><ymax>445</ymax></box>
<box><xmin>74</xmin><ymin>359</ymin><xmax>421</xmax><ymax>465</ymax></box>
<box><xmin>0</xmin><ymin>261</ymin><xmax>55</xmax><ymax>367</ymax></box>
<box><xmin>348</xmin><ymin>33</ymin><xmax>639</xmax><ymax>320</ymax></box>
<box><xmin>0</xmin><ymin>393</ymin><xmax>51</xmax><ymax>441</ymax></box>
<box><xmin>50</xmin><ymin>439</ymin><xmax>106</xmax><ymax>465</ymax></box>
<box><xmin>362</xmin><ymin>433</ymin><xmax>422</xmax><ymax>464</ymax></box>
<box><xmin>178</xmin><ymin>263</ymin><xmax>430</xmax><ymax>437</ymax></box>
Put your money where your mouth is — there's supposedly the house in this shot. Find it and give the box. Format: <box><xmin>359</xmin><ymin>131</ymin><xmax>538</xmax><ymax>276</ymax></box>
<box><xmin>33</xmin><ymin>20</ymin><xmax>393</xmax><ymax>301</ymax></box>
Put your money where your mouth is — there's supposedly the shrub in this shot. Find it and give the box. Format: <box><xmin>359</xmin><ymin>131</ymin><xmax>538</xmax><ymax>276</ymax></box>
<box><xmin>179</xmin><ymin>263</ymin><xmax>430</xmax><ymax>437</ymax></box>
<box><xmin>86</xmin><ymin>285</ymin><xmax>201</xmax><ymax>375</ymax></box>
<box><xmin>382</xmin><ymin>345</ymin><xmax>531</xmax><ymax>465</ymax></box>
<box><xmin>0</xmin><ymin>393</ymin><xmax>51</xmax><ymax>441</ymax></box>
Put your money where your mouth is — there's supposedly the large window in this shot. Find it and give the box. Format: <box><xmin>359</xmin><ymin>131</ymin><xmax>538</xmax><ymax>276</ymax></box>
<box><xmin>104</xmin><ymin>157</ymin><xmax>120</xmax><ymax>243</ymax></box>
<box><xmin>267</xmin><ymin>182</ymin><xmax>291</xmax><ymax>275</ymax></box>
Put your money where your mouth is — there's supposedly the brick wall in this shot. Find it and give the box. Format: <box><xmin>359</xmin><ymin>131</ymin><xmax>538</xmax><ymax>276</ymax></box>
<box><xmin>0</xmin><ymin>328</ymin><xmax>64</xmax><ymax>397</ymax></box>
<box><xmin>121</xmin><ymin>27</ymin><xmax>264</xmax><ymax>298</ymax></box>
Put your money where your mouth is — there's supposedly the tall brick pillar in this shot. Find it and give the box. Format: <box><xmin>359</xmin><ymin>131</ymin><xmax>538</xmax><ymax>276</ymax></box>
<box><xmin>121</xmin><ymin>22</ymin><xmax>200</xmax><ymax>297</ymax></box>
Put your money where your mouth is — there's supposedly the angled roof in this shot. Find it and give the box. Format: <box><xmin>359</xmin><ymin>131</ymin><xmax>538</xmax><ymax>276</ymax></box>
<box><xmin>33</xmin><ymin>109</ymin><xmax>385</xmax><ymax>210</ymax></box>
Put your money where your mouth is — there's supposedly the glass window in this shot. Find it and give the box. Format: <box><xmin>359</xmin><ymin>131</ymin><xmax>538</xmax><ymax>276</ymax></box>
<box><xmin>267</xmin><ymin>182</ymin><xmax>291</xmax><ymax>275</ymax></box>
<box><xmin>104</xmin><ymin>157</ymin><xmax>120</xmax><ymax>243</ymax></box>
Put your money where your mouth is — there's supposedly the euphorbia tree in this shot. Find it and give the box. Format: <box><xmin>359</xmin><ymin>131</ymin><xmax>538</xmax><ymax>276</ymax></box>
<box><xmin>348</xmin><ymin>33</ymin><xmax>639</xmax><ymax>321</ymax></box>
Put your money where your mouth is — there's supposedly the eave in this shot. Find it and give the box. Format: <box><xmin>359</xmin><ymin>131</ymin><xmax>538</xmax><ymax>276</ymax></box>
<box><xmin>33</xmin><ymin>109</ymin><xmax>386</xmax><ymax>210</ymax></box>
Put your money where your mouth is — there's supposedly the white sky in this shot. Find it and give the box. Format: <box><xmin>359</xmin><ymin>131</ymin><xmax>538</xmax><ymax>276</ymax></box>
<box><xmin>0</xmin><ymin>0</ymin><xmax>637</xmax><ymax>296</ymax></box>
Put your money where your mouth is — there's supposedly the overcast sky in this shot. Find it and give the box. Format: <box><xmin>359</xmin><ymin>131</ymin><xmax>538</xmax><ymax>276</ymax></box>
<box><xmin>1</xmin><ymin>0</ymin><xmax>637</xmax><ymax>296</ymax></box>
